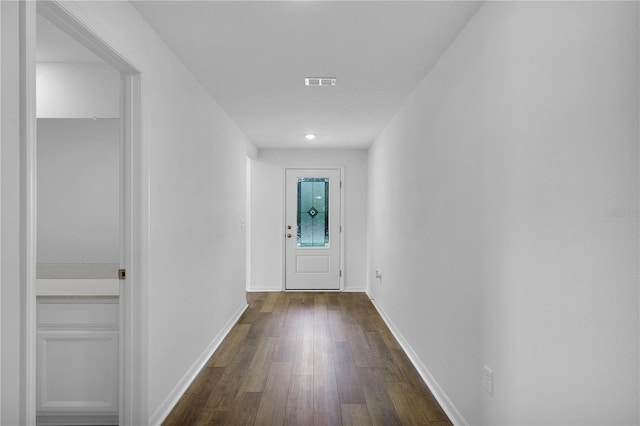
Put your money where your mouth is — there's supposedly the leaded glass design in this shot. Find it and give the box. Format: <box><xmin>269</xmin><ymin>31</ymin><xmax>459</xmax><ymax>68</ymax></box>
<box><xmin>297</xmin><ymin>177</ymin><xmax>329</xmax><ymax>247</ymax></box>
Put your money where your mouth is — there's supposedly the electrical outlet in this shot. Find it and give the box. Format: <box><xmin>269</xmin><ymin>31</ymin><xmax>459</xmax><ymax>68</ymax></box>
<box><xmin>375</xmin><ymin>270</ymin><xmax>382</xmax><ymax>280</ymax></box>
<box><xmin>483</xmin><ymin>366</ymin><xmax>493</xmax><ymax>396</ymax></box>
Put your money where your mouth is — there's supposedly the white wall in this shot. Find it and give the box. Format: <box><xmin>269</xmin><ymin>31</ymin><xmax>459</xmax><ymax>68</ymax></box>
<box><xmin>367</xmin><ymin>2</ymin><xmax>639</xmax><ymax>425</ymax></box>
<box><xmin>37</xmin><ymin>119</ymin><xmax>119</xmax><ymax>264</ymax></box>
<box><xmin>36</xmin><ymin>63</ymin><xmax>120</xmax><ymax>119</ymax></box>
<box><xmin>74</xmin><ymin>2</ymin><xmax>255</xmax><ymax>420</ymax></box>
<box><xmin>249</xmin><ymin>149</ymin><xmax>368</xmax><ymax>291</ymax></box>
<box><xmin>2</xmin><ymin>1</ymin><xmax>257</xmax><ymax>423</ymax></box>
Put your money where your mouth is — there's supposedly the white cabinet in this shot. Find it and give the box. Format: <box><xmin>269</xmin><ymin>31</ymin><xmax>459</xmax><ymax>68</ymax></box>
<box><xmin>36</xmin><ymin>298</ymin><xmax>118</xmax><ymax>425</ymax></box>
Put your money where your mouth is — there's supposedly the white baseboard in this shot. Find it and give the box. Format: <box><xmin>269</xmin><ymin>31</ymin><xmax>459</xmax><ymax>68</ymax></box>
<box><xmin>149</xmin><ymin>301</ymin><xmax>249</xmax><ymax>425</ymax></box>
<box><xmin>247</xmin><ymin>286</ymin><xmax>368</xmax><ymax>293</ymax></box>
<box><xmin>246</xmin><ymin>285</ymin><xmax>282</xmax><ymax>292</ymax></box>
<box><xmin>367</xmin><ymin>295</ymin><xmax>468</xmax><ymax>426</ymax></box>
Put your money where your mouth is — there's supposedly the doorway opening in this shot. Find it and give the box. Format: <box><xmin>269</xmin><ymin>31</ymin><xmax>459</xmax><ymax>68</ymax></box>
<box><xmin>35</xmin><ymin>11</ymin><xmax>121</xmax><ymax>425</ymax></box>
<box><xmin>24</xmin><ymin>2</ymin><xmax>146</xmax><ymax>425</ymax></box>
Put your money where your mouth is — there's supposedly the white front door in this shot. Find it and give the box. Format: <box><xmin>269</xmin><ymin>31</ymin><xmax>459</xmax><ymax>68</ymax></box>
<box><xmin>285</xmin><ymin>169</ymin><xmax>341</xmax><ymax>290</ymax></box>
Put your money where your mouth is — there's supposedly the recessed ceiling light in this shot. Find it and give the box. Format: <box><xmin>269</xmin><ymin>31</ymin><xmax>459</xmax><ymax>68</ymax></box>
<box><xmin>305</xmin><ymin>134</ymin><xmax>316</xmax><ymax>141</ymax></box>
<box><xmin>305</xmin><ymin>77</ymin><xmax>336</xmax><ymax>87</ymax></box>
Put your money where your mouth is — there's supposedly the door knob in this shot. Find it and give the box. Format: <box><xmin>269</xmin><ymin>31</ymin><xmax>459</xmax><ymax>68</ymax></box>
<box><xmin>287</xmin><ymin>233</ymin><xmax>292</xmax><ymax>238</ymax></box>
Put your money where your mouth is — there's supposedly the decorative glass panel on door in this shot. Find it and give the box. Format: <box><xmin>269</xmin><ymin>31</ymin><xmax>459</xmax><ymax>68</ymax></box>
<box><xmin>297</xmin><ymin>177</ymin><xmax>330</xmax><ymax>247</ymax></box>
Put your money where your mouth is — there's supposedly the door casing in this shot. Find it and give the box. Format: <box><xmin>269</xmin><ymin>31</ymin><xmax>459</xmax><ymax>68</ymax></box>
<box><xmin>23</xmin><ymin>2</ymin><xmax>148</xmax><ymax>424</ymax></box>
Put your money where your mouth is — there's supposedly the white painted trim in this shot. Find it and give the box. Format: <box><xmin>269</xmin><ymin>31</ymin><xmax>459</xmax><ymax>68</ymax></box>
<box><xmin>37</xmin><ymin>1</ymin><xmax>140</xmax><ymax>74</ymax></box>
<box><xmin>245</xmin><ymin>157</ymin><xmax>251</xmax><ymax>291</ymax></box>
<box><xmin>637</xmin><ymin>7</ymin><xmax>640</xmax><ymax>425</ymax></box>
<box><xmin>0</xmin><ymin>0</ymin><xmax>3</xmax><ymax>418</ymax></box>
<box><xmin>119</xmin><ymin>72</ymin><xmax>148</xmax><ymax>426</ymax></box>
<box><xmin>247</xmin><ymin>286</ymin><xmax>283</xmax><ymax>292</ymax></box>
<box><xmin>149</xmin><ymin>301</ymin><xmax>249</xmax><ymax>426</ymax></box>
<box><xmin>280</xmin><ymin>167</ymin><xmax>286</xmax><ymax>291</ymax></box>
<box><xmin>20</xmin><ymin>1</ymin><xmax>38</xmax><ymax>424</ymax></box>
<box><xmin>339</xmin><ymin>166</ymin><xmax>345</xmax><ymax>292</ymax></box>
<box><xmin>368</xmin><ymin>295</ymin><xmax>468</xmax><ymax>426</ymax></box>
<box><xmin>343</xmin><ymin>287</ymin><xmax>368</xmax><ymax>293</ymax></box>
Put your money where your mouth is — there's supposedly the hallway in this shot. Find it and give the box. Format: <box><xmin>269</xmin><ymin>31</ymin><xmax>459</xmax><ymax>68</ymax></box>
<box><xmin>162</xmin><ymin>292</ymin><xmax>451</xmax><ymax>425</ymax></box>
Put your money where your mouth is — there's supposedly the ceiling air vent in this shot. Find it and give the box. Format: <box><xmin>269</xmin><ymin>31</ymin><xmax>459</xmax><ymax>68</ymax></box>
<box><xmin>305</xmin><ymin>77</ymin><xmax>336</xmax><ymax>87</ymax></box>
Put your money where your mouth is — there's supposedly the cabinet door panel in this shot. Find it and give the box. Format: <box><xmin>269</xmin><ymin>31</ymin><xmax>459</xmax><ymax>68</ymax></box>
<box><xmin>37</xmin><ymin>300</ymin><xmax>119</xmax><ymax>328</ymax></box>
<box><xmin>37</xmin><ymin>330</ymin><xmax>118</xmax><ymax>413</ymax></box>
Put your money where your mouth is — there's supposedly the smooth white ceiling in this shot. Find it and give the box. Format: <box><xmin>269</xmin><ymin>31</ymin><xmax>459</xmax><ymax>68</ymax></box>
<box><xmin>133</xmin><ymin>1</ymin><xmax>482</xmax><ymax>149</ymax></box>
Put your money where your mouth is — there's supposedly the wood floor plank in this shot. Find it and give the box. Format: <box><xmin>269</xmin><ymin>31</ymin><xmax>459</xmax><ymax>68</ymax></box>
<box><xmin>273</xmin><ymin>320</ymin><xmax>297</xmax><ymax>362</ymax></box>
<box><xmin>260</xmin><ymin>291</ymin><xmax>279</xmax><ymax>313</ymax></box>
<box><xmin>314</xmin><ymin>293</ymin><xmax>328</xmax><ymax>319</ymax></box>
<box><xmin>325</xmin><ymin>292</ymin><xmax>341</xmax><ymax>310</ymax></box>
<box><xmin>185</xmin><ymin>366</ymin><xmax>225</xmax><ymax>396</ymax></box>
<box><xmin>386</xmin><ymin>381</ymin><xmax>431</xmax><ymax>425</ymax></box>
<box><xmin>193</xmin><ymin>409</ymin><xmax>228</xmax><ymax>425</ymax></box>
<box><xmin>341</xmin><ymin>404</ymin><xmax>373</xmax><ymax>426</ymax></box>
<box><xmin>374</xmin><ymin>319</ymin><xmax>403</xmax><ymax>351</ymax></box>
<box><xmin>263</xmin><ymin>305</ymin><xmax>287</xmax><ymax>337</ymax></box>
<box><xmin>240</xmin><ymin>337</ymin><xmax>276</xmax><ymax>392</ymax></box>
<box><xmin>292</xmin><ymin>324</ymin><xmax>314</xmax><ymax>375</ymax></box>
<box><xmin>313</xmin><ymin>320</ymin><xmax>333</xmax><ymax>355</ymax></box>
<box><xmin>362</xmin><ymin>385</ymin><xmax>403</xmax><ymax>426</ymax></box>
<box><xmin>347</xmin><ymin>324</ymin><xmax>372</xmax><ymax>368</ymax></box>
<box><xmin>237</xmin><ymin>305</ymin><xmax>262</xmax><ymax>326</ymax></box>
<box><xmin>389</xmin><ymin>348</ymin><xmax>450</xmax><ymax>422</ymax></box>
<box><xmin>275</xmin><ymin>292</ymin><xmax>291</xmax><ymax>309</ymax></box>
<box><xmin>162</xmin><ymin>393</ymin><xmax>194</xmax><ymax>426</ymax></box>
<box><xmin>328</xmin><ymin>310</ymin><xmax>349</xmax><ymax>342</ymax></box>
<box><xmin>313</xmin><ymin>352</ymin><xmax>341</xmax><ymax>426</ymax></box>
<box><xmin>285</xmin><ymin>374</ymin><xmax>314</xmax><ymax>425</ymax></box>
<box><xmin>358</xmin><ymin>366</ymin><xmax>402</xmax><ymax>386</ymax></box>
<box><xmin>220</xmin><ymin>391</ymin><xmax>263</xmax><ymax>425</ymax></box>
<box><xmin>204</xmin><ymin>343</ymin><xmax>256</xmax><ymax>412</ymax></box>
<box><xmin>244</xmin><ymin>312</ymin><xmax>269</xmax><ymax>347</ymax></box>
<box><xmin>333</xmin><ymin>342</ymin><xmax>365</xmax><ymax>404</ymax></box>
<box><xmin>389</xmin><ymin>380</ymin><xmax>451</xmax><ymax>424</ymax></box>
<box><xmin>254</xmin><ymin>362</ymin><xmax>293</xmax><ymax>426</ymax></box>
<box><xmin>162</xmin><ymin>366</ymin><xmax>226</xmax><ymax>426</ymax></box>
<box><xmin>364</xmin><ymin>330</ymin><xmax>401</xmax><ymax>372</ymax></box>
<box><xmin>391</xmin><ymin>348</ymin><xmax>434</xmax><ymax>391</ymax></box>
<box><xmin>163</xmin><ymin>292</ymin><xmax>452</xmax><ymax>426</ymax></box>
<box><xmin>358</xmin><ymin>367</ymin><xmax>403</xmax><ymax>426</ymax></box>
<box><xmin>209</xmin><ymin>323</ymin><xmax>252</xmax><ymax>367</ymax></box>
<box><xmin>301</xmin><ymin>292</ymin><xmax>316</xmax><ymax>306</ymax></box>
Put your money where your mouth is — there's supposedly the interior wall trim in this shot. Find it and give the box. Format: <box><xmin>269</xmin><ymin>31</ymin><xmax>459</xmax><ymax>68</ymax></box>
<box><xmin>246</xmin><ymin>285</ymin><xmax>283</xmax><ymax>292</ymax></box>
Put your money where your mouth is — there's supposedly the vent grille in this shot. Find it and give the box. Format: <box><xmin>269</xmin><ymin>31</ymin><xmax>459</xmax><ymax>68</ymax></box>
<box><xmin>305</xmin><ymin>77</ymin><xmax>336</xmax><ymax>87</ymax></box>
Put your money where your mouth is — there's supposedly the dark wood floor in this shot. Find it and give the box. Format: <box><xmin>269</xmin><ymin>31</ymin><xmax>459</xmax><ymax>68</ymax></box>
<box><xmin>162</xmin><ymin>292</ymin><xmax>452</xmax><ymax>426</ymax></box>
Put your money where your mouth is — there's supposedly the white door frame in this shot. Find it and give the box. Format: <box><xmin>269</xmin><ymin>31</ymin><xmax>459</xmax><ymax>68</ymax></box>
<box><xmin>283</xmin><ymin>167</ymin><xmax>345</xmax><ymax>291</ymax></box>
<box><xmin>22</xmin><ymin>1</ymin><xmax>148</xmax><ymax>424</ymax></box>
